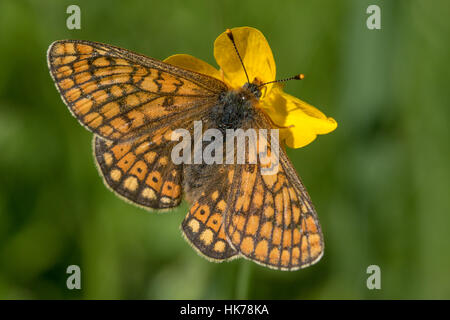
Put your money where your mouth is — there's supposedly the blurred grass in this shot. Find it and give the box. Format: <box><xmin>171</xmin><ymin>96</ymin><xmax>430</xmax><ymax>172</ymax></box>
<box><xmin>0</xmin><ymin>0</ymin><xmax>449</xmax><ymax>299</ymax></box>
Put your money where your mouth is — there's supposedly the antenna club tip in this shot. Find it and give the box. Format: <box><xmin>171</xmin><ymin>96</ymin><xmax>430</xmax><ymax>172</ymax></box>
<box><xmin>298</xmin><ymin>73</ymin><xmax>305</xmax><ymax>80</ymax></box>
<box><xmin>225</xmin><ymin>28</ymin><xmax>234</xmax><ymax>40</ymax></box>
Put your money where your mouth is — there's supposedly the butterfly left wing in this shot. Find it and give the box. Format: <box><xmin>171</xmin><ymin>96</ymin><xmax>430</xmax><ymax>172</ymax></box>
<box><xmin>223</xmin><ymin>112</ymin><xmax>324</xmax><ymax>270</ymax></box>
<box><xmin>48</xmin><ymin>40</ymin><xmax>229</xmax><ymax>210</ymax></box>
<box><xmin>47</xmin><ymin>40</ymin><xmax>227</xmax><ymax>142</ymax></box>
<box><xmin>94</xmin><ymin>131</ymin><xmax>183</xmax><ymax>210</ymax></box>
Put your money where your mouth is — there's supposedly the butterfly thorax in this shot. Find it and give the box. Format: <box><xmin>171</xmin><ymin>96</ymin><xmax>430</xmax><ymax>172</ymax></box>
<box><xmin>213</xmin><ymin>83</ymin><xmax>261</xmax><ymax>132</ymax></box>
<box><xmin>185</xmin><ymin>84</ymin><xmax>262</xmax><ymax>202</ymax></box>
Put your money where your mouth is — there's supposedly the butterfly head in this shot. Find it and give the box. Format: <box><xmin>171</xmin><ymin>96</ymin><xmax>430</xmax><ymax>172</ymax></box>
<box><xmin>243</xmin><ymin>81</ymin><xmax>262</xmax><ymax>100</ymax></box>
<box><xmin>226</xmin><ymin>29</ymin><xmax>304</xmax><ymax>102</ymax></box>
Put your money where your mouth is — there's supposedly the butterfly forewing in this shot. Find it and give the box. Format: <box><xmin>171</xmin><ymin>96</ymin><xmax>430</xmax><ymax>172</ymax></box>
<box><xmin>47</xmin><ymin>40</ymin><xmax>228</xmax><ymax>142</ymax></box>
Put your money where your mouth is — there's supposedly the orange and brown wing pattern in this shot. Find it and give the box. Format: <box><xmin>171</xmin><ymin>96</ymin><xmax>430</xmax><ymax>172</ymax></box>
<box><xmin>47</xmin><ymin>40</ymin><xmax>227</xmax><ymax>142</ymax></box>
<box><xmin>182</xmin><ymin>190</ymin><xmax>239</xmax><ymax>261</ymax></box>
<box><xmin>94</xmin><ymin>133</ymin><xmax>183</xmax><ymax>209</ymax></box>
<box><xmin>223</xmin><ymin>114</ymin><xmax>324</xmax><ymax>270</ymax></box>
<box><xmin>225</xmin><ymin>160</ymin><xmax>323</xmax><ymax>270</ymax></box>
<box><xmin>181</xmin><ymin>165</ymin><xmax>238</xmax><ymax>261</ymax></box>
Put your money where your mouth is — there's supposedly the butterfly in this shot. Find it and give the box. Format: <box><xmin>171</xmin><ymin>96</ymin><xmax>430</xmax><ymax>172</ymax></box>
<box><xmin>47</xmin><ymin>31</ymin><xmax>324</xmax><ymax>270</ymax></box>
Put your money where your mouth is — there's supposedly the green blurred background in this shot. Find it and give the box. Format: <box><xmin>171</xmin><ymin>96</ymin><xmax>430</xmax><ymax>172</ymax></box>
<box><xmin>0</xmin><ymin>0</ymin><xmax>448</xmax><ymax>299</ymax></box>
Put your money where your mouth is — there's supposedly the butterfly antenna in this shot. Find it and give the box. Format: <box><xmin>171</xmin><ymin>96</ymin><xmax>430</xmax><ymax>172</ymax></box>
<box><xmin>226</xmin><ymin>29</ymin><xmax>250</xmax><ymax>83</ymax></box>
<box><xmin>257</xmin><ymin>74</ymin><xmax>305</xmax><ymax>88</ymax></box>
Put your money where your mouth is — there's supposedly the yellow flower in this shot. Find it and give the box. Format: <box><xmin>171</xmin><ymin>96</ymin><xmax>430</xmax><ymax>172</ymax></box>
<box><xmin>164</xmin><ymin>26</ymin><xmax>337</xmax><ymax>149</ymax></box>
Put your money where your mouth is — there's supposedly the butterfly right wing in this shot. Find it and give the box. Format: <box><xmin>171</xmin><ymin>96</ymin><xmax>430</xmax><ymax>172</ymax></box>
<box><xmin>224</xmin><ymin>157</ymin><xmax>324</xmax><ymax>270</ymax></box>
<box><xmin>223</xmin><ymin>111</ymin><xmax>324</xmax><ymax>270</ymax></box>
<box><xmin>47</xmin><ymin>40</ymin><xmax>228</xmax><ymax>142</ymax></box>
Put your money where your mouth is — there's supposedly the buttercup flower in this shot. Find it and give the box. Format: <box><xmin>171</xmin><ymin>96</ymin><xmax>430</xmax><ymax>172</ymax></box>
<box><xmin>164</xmin><ymin>26</ymin><xmax>337</xmax><ymax>148</ymax></box>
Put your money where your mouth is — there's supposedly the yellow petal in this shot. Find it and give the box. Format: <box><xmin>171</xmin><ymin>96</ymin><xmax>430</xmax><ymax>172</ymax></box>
<box><xmin>164</xmin><ymin>54</ymin><xmax>223</xmax><ymax>81</ymax></box>
<box><xmin>261</xmin><ymin>85</ymin><xmax>337</xmax><ymax>148</ymax></box>
<box><xmin>214</xmin><ymin>27</ymin><xmax>276</xmax><ymax>93</ymax></box>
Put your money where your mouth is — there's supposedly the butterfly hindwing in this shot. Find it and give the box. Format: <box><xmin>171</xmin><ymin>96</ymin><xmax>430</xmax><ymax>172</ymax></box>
<box><xmin>181</xmin><ymin>191</ymin><xmax>239</xmax><ymax>261</ymax></box>
<box><xmin>94</xmin><ymin>132</ymin><xmax>183</xmax><ymax>210</ymax></box>
<box><xmin>47</xmin><ymin>40</ymin><xmax>227</xmax><ymax>142</ymax></box>
<box><xmin>181</xmin><ymin>164</ymin><xmax>239</xmax><ymax>261</ymax></box>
